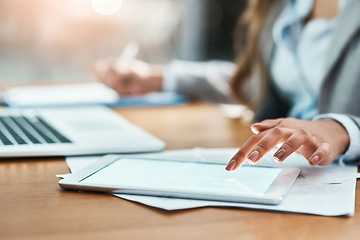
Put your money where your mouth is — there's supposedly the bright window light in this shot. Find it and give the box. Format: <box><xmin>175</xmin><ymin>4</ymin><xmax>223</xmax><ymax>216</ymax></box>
<box><xmin>92</xmin><ymin>0</ymin><xmax>123</xmax><ymax>16</ymax></box>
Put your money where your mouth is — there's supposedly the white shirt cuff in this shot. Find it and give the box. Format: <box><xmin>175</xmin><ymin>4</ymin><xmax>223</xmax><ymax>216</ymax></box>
<box><xmin>162</xmin><ymin>60</ymin><xmax>180</xmax><ymax>92</ymax></box>
<box><xmin>313</xmin><ymin>113</ymin><xmax>360</xmax><ymax>163</ymax></box>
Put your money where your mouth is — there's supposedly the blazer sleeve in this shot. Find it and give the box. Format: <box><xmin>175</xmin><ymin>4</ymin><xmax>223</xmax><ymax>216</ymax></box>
<box><xmin>163</xmin><ymin>60</ymin><xmax>236</xmax><ymax>104</ymax></box>
<box><xmin>347</xmin><ymin>115</ymin><xmax>360</xmax><ymax>164</ymax></box>
<box><xmin>350</xmin><ymin>115</ymin><xmax>360</xmax><ymax>128</ymax></box>
<box><xmin>164</xmin><ymin>59</ymin><xmax>292</xmax><ymax>121</ymax></box>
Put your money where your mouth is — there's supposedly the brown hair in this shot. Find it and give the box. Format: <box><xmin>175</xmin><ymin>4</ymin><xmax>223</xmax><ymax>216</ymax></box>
<box><xmin>230</xmin><ymin>0</ymin><xmax>271</xmax><ymax>108</ymax></box>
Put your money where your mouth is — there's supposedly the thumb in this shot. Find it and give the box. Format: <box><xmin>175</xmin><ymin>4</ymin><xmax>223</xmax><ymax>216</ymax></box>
<box><xmin>251</xmin><ymin>119</ymin><xmax>283</xmax><ymax>133</ymax></box>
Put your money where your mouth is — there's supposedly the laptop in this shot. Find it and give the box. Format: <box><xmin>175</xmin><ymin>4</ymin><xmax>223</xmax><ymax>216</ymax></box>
<box><xmin>0</xmin><ymin>106</ymin><xmax>165</xmax><ymax>158</ymax></box>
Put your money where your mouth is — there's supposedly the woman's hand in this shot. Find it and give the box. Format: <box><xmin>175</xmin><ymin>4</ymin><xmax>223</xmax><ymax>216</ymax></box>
<box><xmin>92</xmin><ymin>58</ymin><xmax>163</xmax><ymax>95</ymax></box>
<box><xmin>226</xmin><ymin>118</ymin><xmax>350</xmax><ymax>171</ymax></box>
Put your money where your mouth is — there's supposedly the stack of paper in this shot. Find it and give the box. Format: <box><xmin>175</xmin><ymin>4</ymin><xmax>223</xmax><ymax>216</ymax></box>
<box><xmin>60</xmin><ymin>148</ymin><xmax>360</xmax><ymax>216</ymax></box>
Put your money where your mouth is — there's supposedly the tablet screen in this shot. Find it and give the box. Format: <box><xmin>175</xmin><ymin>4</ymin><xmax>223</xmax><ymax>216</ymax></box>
<box><xmin>80</xmin><ymin>158</ymin><xmax>282</xmax><ymax>196</ymax></box>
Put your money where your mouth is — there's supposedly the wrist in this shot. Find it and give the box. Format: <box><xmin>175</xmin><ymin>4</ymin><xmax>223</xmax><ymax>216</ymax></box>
<box><xmin>147</xmin><ymin>66</ymin><xmax>164</xmax><ymax>92</ymax></box>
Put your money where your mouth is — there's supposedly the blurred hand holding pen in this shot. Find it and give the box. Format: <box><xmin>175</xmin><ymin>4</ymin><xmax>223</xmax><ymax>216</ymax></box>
<box><xmin>93</xmin><ymin>42</ymin><xmax>164</xmax><ymax>95</ymax></box>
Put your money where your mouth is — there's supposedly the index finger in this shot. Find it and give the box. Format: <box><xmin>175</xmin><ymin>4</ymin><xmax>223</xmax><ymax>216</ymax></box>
<box><xmin>226</xmin><ymin>131</ymin><xmax>267</xmax><ymax>171</ymax></box>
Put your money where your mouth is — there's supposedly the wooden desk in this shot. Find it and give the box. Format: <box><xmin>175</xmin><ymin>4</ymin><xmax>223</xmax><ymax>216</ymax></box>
<box><xmin>1</xmin><ymin>103</ymin><xmax>360</xmax><ymax>240</ymax></box>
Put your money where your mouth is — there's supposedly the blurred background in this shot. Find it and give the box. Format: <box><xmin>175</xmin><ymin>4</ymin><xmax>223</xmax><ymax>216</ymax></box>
<box><xmin>0</xmin><ymin>0</ymin><xmax>245</xmax><ymax>84</ymax></box>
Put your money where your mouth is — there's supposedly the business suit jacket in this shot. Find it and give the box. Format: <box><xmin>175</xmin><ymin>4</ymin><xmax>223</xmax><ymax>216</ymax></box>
<box><xmin>256</xmin><ymin>0</ymin><xmax>360</xmax><ymax>128</ymax></box>
<box><xmin>174</xmin><ymin>0</ymin><xmax>360</xmax><ymax>129</ymax></box>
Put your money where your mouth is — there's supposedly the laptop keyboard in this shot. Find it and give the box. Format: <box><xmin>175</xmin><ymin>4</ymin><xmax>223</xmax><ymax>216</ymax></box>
<box><xmin>0</xmin><ymin>115</ymin><xmax>72</xmax><ymax>145</ymax></box>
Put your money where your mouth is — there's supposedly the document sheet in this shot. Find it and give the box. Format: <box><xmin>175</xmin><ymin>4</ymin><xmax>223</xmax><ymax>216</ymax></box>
<box><xmin>62</xmin><ymin>148</ymin><xmax>360</xmax><ymax>216</ymax></box>
<box><xmin>2</xmin><ymin>82</ymin><xmax>186</xmax><ymax>108</ymax></box>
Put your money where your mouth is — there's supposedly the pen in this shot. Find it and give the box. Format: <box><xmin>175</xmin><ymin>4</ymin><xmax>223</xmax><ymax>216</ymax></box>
<box><xmin>115</xmin><ymin>42</ymin><xmax>139</xmax><ymax>71</ymax></box>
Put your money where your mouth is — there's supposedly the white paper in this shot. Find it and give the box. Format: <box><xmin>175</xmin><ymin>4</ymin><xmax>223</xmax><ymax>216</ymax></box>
<box><xmin>3</xmin><ymin>83</ymin><xmax>119</xmax><ymax>106</ymax></box>
<box><xmin>64</xmin><ymin>148</ymin><xmax>360</xmax><ymax>216</ymax></box>
<box><xmin>2</xmin><ymin>82</ymin><xmax>186</xmax><ymax>108</ymax></box>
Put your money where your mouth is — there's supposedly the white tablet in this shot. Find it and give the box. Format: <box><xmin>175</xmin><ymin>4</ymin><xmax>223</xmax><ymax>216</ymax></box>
<box><xmin>59</xmin><ymin>155</ymin><xmax>300</xmax><ymax>205</ymax></box>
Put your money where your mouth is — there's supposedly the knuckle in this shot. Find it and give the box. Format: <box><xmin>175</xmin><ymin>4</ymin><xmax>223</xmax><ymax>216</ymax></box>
<box><xmin>317</xmin><ymin>144</ymin><xmax>332</xmax><ymax>158</ymax></box>
<box><xmin>282</xmin><ymin>140</ymin><xmax>294</xmax><ymax>150</ymax></box>
<box><xmin>297</xmin><ymin>128</ymin><xmax>311</xmax><ymax>138</ymax></box>
<box><xmin>307</xmin><ymin>142</ymin><xmax>319</xmax><ymax>152</ymax></box>
<box><xmin>256</xmin><ymin>143</ymin><xmax>267</xmax><ymax>151</ymax></box>
<box><xmin>271</xmin><ymin>127</ymin><xmax>283</xmax><ymax>135</ymax></box>
<box><xmin>311</xmin><ymin>135</ymin><xmax>319</xmax><ymax>144</ymax></box>
<box><xmin>248</xmin><ymin>134</ymin><xmax>262</xmax><ymax>145</ymax></box>
<box><xmin>322</xmin><ymin>142</ymin><xmax>332</xmax><ymax>151</ymax></box>
<box><xmin>327</xmin><ymin>145</ymin><xmax>332</xmax><ymax>153</ymax></box>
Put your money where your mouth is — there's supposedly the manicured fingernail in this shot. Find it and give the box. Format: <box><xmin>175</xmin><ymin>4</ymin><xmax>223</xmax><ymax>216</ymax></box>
<box><xmin>226</xmin><ymin>159</ymin><xmax>237</xmax><ymax>171</ymax></box>
<box><xmin>247</xmin><ymin>150</ymin><xmax>259</xmax><ymax>162</ymax></box>
<box><xmin>251</xmin><ymin>124</ymin><xmax>260</xmax><ymax>132</ymax></box>
<box><xmin>274</xmin><ymin>149</ymin><xmax>286</xmax><ymax>162</ymax></box>
<box><xmin>309</xmin><ymin>155</ymin><xmax>319</xmax><ymax>165</ymax></box>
